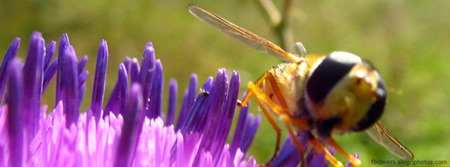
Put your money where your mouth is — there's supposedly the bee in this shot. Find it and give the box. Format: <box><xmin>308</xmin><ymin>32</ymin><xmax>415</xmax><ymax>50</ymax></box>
<box><xmin>188</xmin><ymin>4</ymin><xmax>414</xmax><ymax>167</ymax></box>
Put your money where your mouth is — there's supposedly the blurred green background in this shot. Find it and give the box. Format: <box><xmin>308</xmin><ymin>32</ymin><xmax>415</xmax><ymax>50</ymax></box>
<box><xmin>1</xmin><ymin>0</ymin><xmax>449</xmax><ymax>165</ymax></box>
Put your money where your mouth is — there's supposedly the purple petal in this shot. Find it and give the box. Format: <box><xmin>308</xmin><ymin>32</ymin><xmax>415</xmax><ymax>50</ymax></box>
<box><xmin>240</xmin><ymin>114</ymin><xmax>261</xmax><ymax>153</ymax></box>
<box><xmin>138</xmin><ymin>42</ymin><xmax>155</xmax><ymax>86</ymax></box>
<box><xmin>217</xmin><ymin>146</ymin><xmax>232</xmax><ymax>167</ymax></box>
<box><xmin>130</xmin><ymin>58</ymin><xmax>140</xmax><ymax>83</ymax></box>
<box><xmin>180</xmin><ymin>76</ymin><xmax>212</xmax><ymax>134</ymax></box>
<box><xmin>77</xmin><ymin>55</ymin><xmax>88</xmax><ymax>76</ymax></box>
<box><xmin>23</xmin><ymin>32</ymin><xmax>45</xmax><ymax>138</ymax></box>
<box><xmin>172</xmin><ymin>133</ymin><xmax>185</xmax><ymax>167</ymax></box>
<box><xmin>230</xmin><ymin>98</ymin><xmax>249</xmax><ymax>157</ymax></box>
<box><xmin>193</xmin><ymin>69</ymin><xmax>228</xmax><ymax>165</ymax></box>
<box><xmin>78</xmin><ymin>71</ymin><xmax>89</xmax><ymax>106</ymax></box>
<box><xmin>212</xmin><ymin>70</ymin><xmax>240</xmax><ymax>159</ymax></box>
<box><xmin>6</xmin><ymin>59</ymin><xmax>24</xmax><ymax>167</ymax></box>
<box><xmin>147</xmin><ymin>60</ymin><xmax>163</xmax><ymax>119</ymax></box>
<box><xmin>78</xmin><ymin>71</ymin><xmax>89</xmax><ymax>88</ymax></box>
<box><xmin>0</xmin><ymin>37</ymin><xmax>20</xmax><ymax>103</ymax></box>
<box><xmin>55</xmin><ymin>33</ymin><xmax>70</xmax><ymax>106</ymax></box>
<box><xmin>307</xmin><ymin>148</ymin><xmax>328</xmax><ymax>167</ymax></box>
<box><xmin>166</xmin><ymin>79</ymin><xmax>177</xmax><ymax>126</ymax></box>
<box><xmin>91</xmin><ymin>40</ymin><xmax>109</xmax><ymax>122</ymax></box>
<box><xmin>176</xmin><ymin>74</ymin><xmax>198</xmax><ymax>130</ymax></box>
<box><xmin>190</xmin><ymin>75</ymin><xmax>218</xmax><ymax>134</ymax></box>
<box><xmin>104</xmin><ymin>63</ymin><xmax>128</xmax><ymax>117</ymax></box>
<box><xmin>122</xmin><ymin>57</ymin><xmax>131</xmax><ymax>73</ymax></box>
<box><xmin>62</xmin><ymin>46</ymin><xmax>80</xmax><ymax>127</ymax></box>
<box><xmin>43</xmin><ymin>60</ymin><xmax>58</xmax><ymax>92</ymax></box>
<box><xmin>244</xmin><ymin>157</ymin><xmax>257</xmax><ymax>167</ymax></box>
<box><xmin>114</xmin><ymin>84</ymin><xmax>143</xmax><ymax>167</ymax></box>
<box><xmin>272</xmin><ymin>133</ymin><xmax>310</xmax><ymax>166</ymax></box>
<box><xmin>44</xmin><ymin>41</ymin><xmax>56</xmax><ymax>70</ymax></box>
<box><xmin>138</xmin><ymin>43</ymin><xmax>156</xmax><ymax>120</ymax></box>
<box><xmin>192</xmin><ymin>76</ymin><xmax>215</xmax><ymax>132</ymax></box>
<box><xmin>271</xmin><ymin>136</ymin><xmax>299</xmax><ymax>166</ymax></box>
<box><xmin>139</xmin><ymin>43</ymin><xmax>155</xmax><ymax>106</ymax></box>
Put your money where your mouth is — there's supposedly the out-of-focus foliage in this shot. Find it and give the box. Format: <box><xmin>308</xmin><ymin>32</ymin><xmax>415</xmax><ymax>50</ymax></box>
<box><xmin>1</xmin><ymin>0</ymin><xmax>448</xmax><ymax>165</ymax></box>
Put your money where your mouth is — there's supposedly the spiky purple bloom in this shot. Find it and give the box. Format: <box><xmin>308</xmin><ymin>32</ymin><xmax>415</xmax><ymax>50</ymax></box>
<box><xmin>270</xmin><ymin>131</ymin><xmax>359</xmax><ymax>166</ymax></box>
<box><xmin>0</xmin><ymin>32</ymin><xmax>261</xmax><ymax>167</ymax></box>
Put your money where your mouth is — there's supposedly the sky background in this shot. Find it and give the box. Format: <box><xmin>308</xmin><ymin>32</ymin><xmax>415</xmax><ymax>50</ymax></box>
<box><xmin>1</xmin><ymin>0</ymin><xmax>449</xmax><ymax>165</ymax></box>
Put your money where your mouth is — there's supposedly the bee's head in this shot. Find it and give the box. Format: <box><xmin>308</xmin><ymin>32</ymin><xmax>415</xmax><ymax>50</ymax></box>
<box><xmin>305</xmin><ymin>51</ymin><xmax>386</xmax><ymax>138</ymax></box>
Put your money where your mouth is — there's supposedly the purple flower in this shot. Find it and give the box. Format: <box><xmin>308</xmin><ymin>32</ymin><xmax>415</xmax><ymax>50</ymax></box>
<box><xmin>0</xmin><ymin>32</ymin><xmax>260</xmax><ymax>167</ymax></box>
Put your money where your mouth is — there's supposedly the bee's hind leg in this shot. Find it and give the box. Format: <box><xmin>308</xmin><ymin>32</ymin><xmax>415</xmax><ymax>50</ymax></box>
<box><xmin>245</xmin><ymin>75</ymin><xmax>310</xmax><ymax>166</ymax></box>
<box><xmin>308</xmin><ymin>134</ymin><xmax>347</xmax><ymax>167</ymax></box>
<box><xmin>326</xmin><ymin>138</ymin><xmax>361</xmax><ymax>166</ymax></box>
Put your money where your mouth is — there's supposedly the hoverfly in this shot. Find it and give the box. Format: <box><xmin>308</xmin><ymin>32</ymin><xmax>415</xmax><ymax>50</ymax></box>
<box><xmin>188</xmin><ymin>4</ymin><xmax>414</xmax><ymax>167</ymax></box>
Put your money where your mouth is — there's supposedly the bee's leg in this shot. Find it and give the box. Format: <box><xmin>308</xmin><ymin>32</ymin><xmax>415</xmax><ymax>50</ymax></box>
<box><xmin>282</xmin><ymin>118</ymin><xmax>307</xmax><ymax>166</ymax></box>
<box><xmin>241</xmin><ymin>73</ymin><xmax>308</xmax><ymax>127</ymax></box>
<box><xmin>247</xmin><ymin>81</ymin><xmax>309</xmax><ymax>165</ymax></box>
<box><xmin>250</xmin><ymin>93</ymin><xmax>285</xmax><ymax>165</ymax></box>
<box><xmin>238</xmin><ymin>73</ymin><xmax>270</xmax><ymax>108</ymax></box>
<box><xmin>238</xmin><ymin>89</ymin><xmax>253</xmax><ymax>108</ymax></box>
<box><xmin>307</xmin><ymin>135</ymin><xmax>345</xmax><ymax>167</ymax></box>
<box><xmin>327</xmin><ymin>138</ymin><xmax>361</xmax><ymax>166</ymax></box>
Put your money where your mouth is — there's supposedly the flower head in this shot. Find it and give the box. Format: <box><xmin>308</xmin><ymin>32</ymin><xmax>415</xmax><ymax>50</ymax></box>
<box><xmin>0</xmin><ymin>31</ymin><xmax>349</xmax><ymax>167</ymax></box>
<box><xmin>0</xmin><ymin>32</ymin><xmax>260</xmax><ymax>167</ymax></box>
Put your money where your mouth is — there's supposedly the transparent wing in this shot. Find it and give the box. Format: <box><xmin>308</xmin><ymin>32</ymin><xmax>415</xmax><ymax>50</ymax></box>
<box><xmin>188</xmin><ymin>4</ymin><xmax>301</xmax><ymax>63</ymax></box>
<box><xmin>366</xmin><ymin>121</ymin><xmax>414</xmax><ymax>160</ymax></box>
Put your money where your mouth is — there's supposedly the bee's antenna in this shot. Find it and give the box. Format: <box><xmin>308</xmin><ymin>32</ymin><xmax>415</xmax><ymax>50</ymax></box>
<box><xmin>293</xmin><ymin>42</ymin><xmax>306</xmax><ymax>57</ymax></box>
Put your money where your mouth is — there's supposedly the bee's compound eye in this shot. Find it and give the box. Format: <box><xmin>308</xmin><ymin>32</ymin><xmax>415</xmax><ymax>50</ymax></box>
<box><xmin>306</xmin><ymin>52</ymin><xmax>362</xmax><ymax>103</ymax></box>
<box><xmin>352</xmin><ymin>81</ymin><xmax>387</xmax><ymax>131</ymax></box>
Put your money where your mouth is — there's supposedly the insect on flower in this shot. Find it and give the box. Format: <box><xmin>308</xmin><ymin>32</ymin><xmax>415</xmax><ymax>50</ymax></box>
<box><xmin>188</xmin><ymin>4</ymin><xmax>414</xmax><ymax>167</ymax></box>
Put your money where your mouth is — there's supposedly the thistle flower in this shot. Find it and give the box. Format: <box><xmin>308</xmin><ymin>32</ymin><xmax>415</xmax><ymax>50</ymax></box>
<box><xmin>0</xmin><ymin>31</ymin><xmax>343</xmax><ymax>167</ymax></box>
<box><xmin>0</xmin><ymin>32</ymin><xmax>261</xmax><ymax>167</ymax></box>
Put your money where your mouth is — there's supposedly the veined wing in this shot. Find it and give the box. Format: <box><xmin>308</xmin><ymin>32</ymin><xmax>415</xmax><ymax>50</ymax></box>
<box><xmin>366</xmin><ymin>121</ymin><xmax>414</xmax><ymax>160</ymax></box>
<box><xmin>188</xmin><ymin>4</ymin><xmax>301</xmax><ymax>63</ymax></box>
